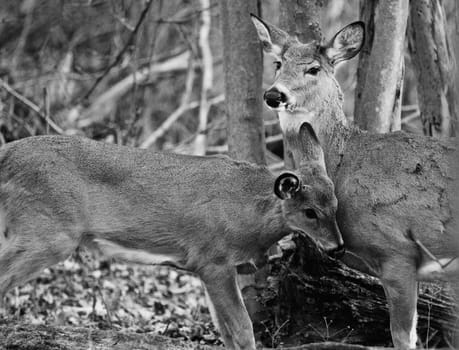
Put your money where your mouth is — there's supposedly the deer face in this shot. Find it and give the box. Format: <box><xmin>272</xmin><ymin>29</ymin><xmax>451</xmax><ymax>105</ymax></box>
<box><xmin>251</xmin><ymin>15</ymin><xmax>364</xmax><ymax>116</ymax></box>
<box><xmin>274</xmin><ymin>165</ymin><xmax>343</xmax><ymax>257</ymax></box>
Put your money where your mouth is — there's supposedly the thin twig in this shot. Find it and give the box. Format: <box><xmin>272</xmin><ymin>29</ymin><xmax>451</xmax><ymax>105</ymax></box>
<box><xmin>139</xmin><ymin>59</ymin><xmax>196</xmax><ymax>149</ymax></box>
<box><xmin>0</xmin><ymin>78</ymin><xmax>64</xmax><ymax>134</ymax></box>
<box><xmin>83</xmin><ymin>0</ymin><xmax>153</xmax><ymax>100</ymax></box>
<box><xmin>96</xmin><ymin>286</ymin><xmax>113</xmax><ymax>327</ymax></box>
<box><xmin>401</xmin><ymin>104</ymin><xmax>419</xmax><ymax>112</ymax></box>
<box><xmin>155</xmin><ymin>4</ymin><xmax>218</xmax><ymax>24</ymax></box>
<box><xmin>140</xmin><ymin>94</ymin><xmax>224</xmax><ymax>149</ymax></box>
<box><xmin>147</xmin><ymin>0</ymin><xmax>164</xmax><ymax>76</ymax></box>
<box><xmin>402</xmin><ymin>111</ymin><xmax>420</xmax><ymax>124</ymax></box>
<box><xmin>43</xmin><ymin>87</ymin><xmax>50</xmax><ymax>134</ymax></box>
<box><xmin>409</xmin><ymin>230</ymin><xmax>457</xmax><ymax>269</ymax></box>
<box><xmin>12</xmin><ymin>0</ymin><xmax>35</xmax><ymax>73</ymax></box>
<box><xmin>76</xmin><ymin>51</ymin><xmax>190</xmax><ymax>128</ymax></box>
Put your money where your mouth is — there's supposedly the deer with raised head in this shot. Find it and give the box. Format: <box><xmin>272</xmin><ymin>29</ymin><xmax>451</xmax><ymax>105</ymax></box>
<box><xmin>251</xmin><ymin>15</ymin><xmax>457</xmax><ymax>350</ymax></box>
<box><xmin>0</xmin><ymin>130</ymin><xmax>340</xmax><ymax>350</ymax></box>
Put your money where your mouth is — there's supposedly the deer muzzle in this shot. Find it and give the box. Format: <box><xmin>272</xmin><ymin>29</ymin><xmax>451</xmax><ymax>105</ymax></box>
<box><xmin>264</xmin><ymin>87</ymin><xmax>287</xmax><ymax>108</ymax></box>
<box><xmin>328</xmin><ymin>220</ymin><xmax>345</xmax><ymax>258</ymax></box>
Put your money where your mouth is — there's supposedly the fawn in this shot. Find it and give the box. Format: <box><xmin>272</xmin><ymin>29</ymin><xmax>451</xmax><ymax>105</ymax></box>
<box><xmin>0</xmin><ymin>130</ymin><xmax>340</xmax><ymax>350</ymax></box>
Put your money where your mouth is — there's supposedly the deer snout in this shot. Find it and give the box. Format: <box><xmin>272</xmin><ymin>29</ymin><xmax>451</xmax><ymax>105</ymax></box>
<box><xmin>264</xmin><ymin>87</ymin><xmax>287</xmax><ymax>108</ymax></box>
<box><xmin>328</xmin><ymin>243</ymin><xmax>345</xmax><ymax>259</ymax></box>
<box><xmin>325</xmin><ymin>220</ymin><xmax>345</xmax><ymax>259</ymax></box>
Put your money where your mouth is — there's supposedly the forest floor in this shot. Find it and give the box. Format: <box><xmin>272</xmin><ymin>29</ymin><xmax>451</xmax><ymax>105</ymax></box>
<box><xmin>1</xmin><ymin>252</ymin><xmax>455</xmax><ymax>349</ymax></box>
<box><xmin>1</xmin><ymin>252</ymin><xmax>223</xmax><ymax>348</ymax></box>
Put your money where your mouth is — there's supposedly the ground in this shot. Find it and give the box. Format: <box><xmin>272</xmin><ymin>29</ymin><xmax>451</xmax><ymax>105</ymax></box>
<box><xmin>2</xmin><ymin>252</ymin><xmax>222</xmax><ymax>348</ymax></box>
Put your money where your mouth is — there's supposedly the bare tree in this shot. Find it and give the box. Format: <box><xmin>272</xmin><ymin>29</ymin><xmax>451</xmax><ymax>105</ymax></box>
<box><xmin>220</xmin><ymin>0</ymin><xmax>266</xmax><ymax>326</ymax></box>
<box><xmin>221</xmin><ymin>0</ymin><xmax>266</xmax><ymax>164</ymax></box>
<box><xmin>354</xmin><ymin>0</ymin><xmax>408</xmax><ymax>133</ymax></box>
<box><xmin>408</xmin><ymin>0</ymin><xmax>456</xmax><ymax>137</ymax></box>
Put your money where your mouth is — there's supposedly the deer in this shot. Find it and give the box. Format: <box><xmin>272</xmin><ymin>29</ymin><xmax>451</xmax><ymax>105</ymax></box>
<box><xmin>0</xmin><ymin>131</ymin><xmax>341</xmax><ymax>350</ymax></box>
<box><xmin>251</xmin><ymin>15</ymin><xmax>458</xmax><ymax>350</ymax></box>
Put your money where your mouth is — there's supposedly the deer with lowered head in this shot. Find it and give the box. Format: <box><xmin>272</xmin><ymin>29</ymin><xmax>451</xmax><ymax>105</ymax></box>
<box><xmin>252</xmin><ymin>15</ymin><xmax>458</xmax><ymax>350</ymax></box>
<box><xmin>0</xmin><ymin>130</ymin><xmax>340</xmax><ymax>350</ymax></box>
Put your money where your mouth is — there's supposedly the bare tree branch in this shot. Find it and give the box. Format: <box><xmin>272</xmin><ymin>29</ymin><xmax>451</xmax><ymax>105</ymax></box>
<box><xmin>193</xmin><ymin>0</ymin><xmax>213</xmax><ymax>155</ymax></box>
<box><xmin>75</xmin><ymin>51</ymin><xmax>191</xmax><ymax>128</ymax></box>
<box><xmin>0</xmin><ymin>78</ymin><xmax>64</xmax><ymax>134</ymax></box>
<box><xmin>83</xmin><ymin>0</ymin><xmax>153</xmax><ymax>101</ymax></box>
<box><xmin>140</xmin><ymin>95</ymin><xmax>224</xmax><ymax>149</ymax></box>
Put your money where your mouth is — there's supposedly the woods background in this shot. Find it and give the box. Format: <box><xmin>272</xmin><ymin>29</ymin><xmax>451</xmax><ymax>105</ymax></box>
<box><xmin>0</xmin><ymin>0</ymin><xmax>457</xmax><ymax>349</ymax></box>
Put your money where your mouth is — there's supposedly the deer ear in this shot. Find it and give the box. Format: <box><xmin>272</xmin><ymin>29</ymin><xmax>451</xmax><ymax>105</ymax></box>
<box><xmin>299</xmin><ymin>122</ymin><xmax>320</xmax><ymax>146</ymax></box>
<box><xmin>324</xmin><ymin>21</ymin><xmax>364</xmax><ymax>65</ymax></box>
<box><xmin>274</xmin><ymin>172</ymin><xmax>301</xmax><ymax>200</ymax></box>
<box><xmin>298</xmin><ymin>122</ymin><xmax>325</xmax><ymax>163</ymax></box>
<box><xmin>250</xmin><ymin>14</ymin><xmax>289</xmax><ymax>56</ymax></box>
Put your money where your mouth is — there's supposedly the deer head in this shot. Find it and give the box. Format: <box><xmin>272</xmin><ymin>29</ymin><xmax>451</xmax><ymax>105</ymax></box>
<box><xmin>274</xmin><ymin>122</ymin><xmax>342</xmax><ymax>254</ymax></box>
<box><xmin>251</xmin><ymin>14</ymin><xmax>364</xmax><ymax>133</ymax></box>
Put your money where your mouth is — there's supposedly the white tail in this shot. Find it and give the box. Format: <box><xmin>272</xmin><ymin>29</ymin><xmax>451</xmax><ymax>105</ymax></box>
<box><xmin>252</xmin><ymin>15</ymin><xmax>458</xmax><ymax>349</ymax></box>
<box><xmin>0</xmin><ymin>134</ymin><xmax>340</xmax><ymax>350</ymax></box>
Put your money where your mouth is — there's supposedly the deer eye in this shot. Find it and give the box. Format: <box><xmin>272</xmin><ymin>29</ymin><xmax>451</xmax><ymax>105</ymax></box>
<box><xmin>274</xmin><ymin>61</ymin><xmax>282</xmax><ymax>71</ymax></box>
<box><xmin>304</xmin><ymin>208</ymin><xmax>318</xmax><ymax>219</ymax></box>
<box><xmin>305</xmin><ymin>66</ymin><xmax>321</xmax><ymax>75</ymax></box>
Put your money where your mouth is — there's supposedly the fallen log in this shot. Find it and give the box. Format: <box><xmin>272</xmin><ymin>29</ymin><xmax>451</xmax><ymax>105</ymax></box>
<box><xmin>256</xmin><ymin>238</ymin><xmax>457</xmax><ymax>348</ymax></box>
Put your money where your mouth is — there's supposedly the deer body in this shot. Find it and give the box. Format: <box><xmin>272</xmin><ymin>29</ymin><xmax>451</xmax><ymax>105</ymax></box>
<box><xmin>281</xmin><ymin>108</ymin><xmax>456</xmax><ymax>350</ymax></box>
<box><xmin>0</xmin><ymin>134</ymin><xmax>340</xmax><ymax>350</ymax></box>
<box><xmin>252</xmin><ymin>16</ymin><xmax>458</xmax><ymax>349</ymax></box>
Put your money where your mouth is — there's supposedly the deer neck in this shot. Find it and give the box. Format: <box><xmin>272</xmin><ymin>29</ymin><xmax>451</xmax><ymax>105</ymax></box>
<box><xmin>278</xmin><ymin>103</ymin><xmax>356</xmax><ymax>177</ymax></box>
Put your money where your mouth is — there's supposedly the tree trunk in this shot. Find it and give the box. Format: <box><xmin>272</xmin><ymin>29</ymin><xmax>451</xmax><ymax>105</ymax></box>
<box><xmin>279</xmin><ymin>0</ymin><xmax>322</xmax><ymax>43</ymax></box>
<box><xmin>452</xmin><ymin>8</ymin><xmax>459</xmax><ymax>347</ymax></box>
<box><xmin>221</xmin><ymin>0</ymin><xmax>265</xmax><ymax>165</ymax></box>
<box><xmin>354</xmin><ymin>0</ymin><xmax>408</xmax><ymax>133</ymax></box>
<box><xmin>455</xmin><ymin>3</ymin><xmax>459</xmax><ymax>124</ymax></box>
<box><xmin>408</xmin><ymin>0</ymin><xmax>456</xmax><ymax>138</ymax></box>
<box><xmin>220</xmin><ymin>0</ymin><xmax>266</xmax><ymax>327</ymax></box>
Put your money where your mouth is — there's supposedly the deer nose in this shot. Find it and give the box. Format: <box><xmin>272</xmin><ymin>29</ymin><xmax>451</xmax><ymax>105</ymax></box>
<box><xmin>329</xmin><ymin>244</ymin><xmax>345</xmax><ymax>259</ymax></box>
<box><xmin>264</xmin><ymin>88</ymin><xmax>287</xmax><ymax>108</ymax></box>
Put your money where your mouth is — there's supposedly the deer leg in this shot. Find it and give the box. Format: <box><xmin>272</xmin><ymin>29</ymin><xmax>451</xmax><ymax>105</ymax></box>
<box><xmin>203</xmin><ymin>285</ymin><xmax>236</xmax><ymax>349</ymax></box>
<box><xmin>200</xmin><ymin>265</ymin><xmax>256</xmax><ymax>350</ymax></box>
<box><xmin>0</xmin><ymin>215</ymin><xmax>79</xmax><ymax>309</ymax></box>
<box><xmin>381</xmin><ymin>258</ymin><xmax>418</xmax><ymax>350</ymax></box>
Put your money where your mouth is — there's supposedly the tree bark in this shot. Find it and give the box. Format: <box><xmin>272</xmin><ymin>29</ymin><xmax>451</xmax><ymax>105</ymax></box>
<box><xmin>408</xmin><ymin>0</ymin><xmax>456</xmax><ymax>138</ymax></box>
<box><xmin>221</xmin><ymin>0</ymin><xmax>266</xmax><ymax>165</ymax></box>
<box><xmin>220</xmin><ymin>0</ymin><xmax>267</xmax><ymax>327</ymax></box>
<box><xmin>452</xmin><ymin>7</ymin><xmax>459</xmax><ymax>347</ymax></box>
<box><xmin>354</xmin><ymin>0</ymin><xmax>408</xmax><ymax>133</ymax></box>
<box><xmin>279</xmin><ymin>0</ymin><xmax>323</xmax><ymax>43</ymax></box>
